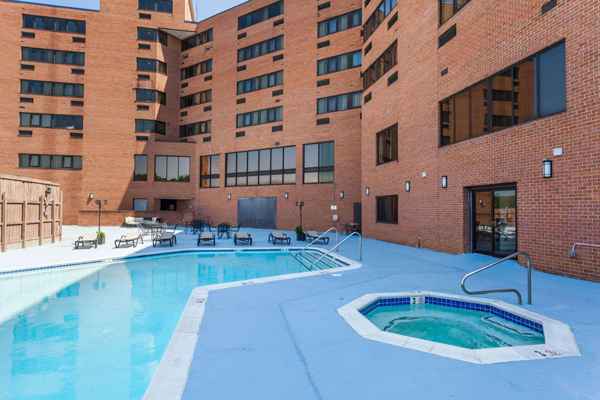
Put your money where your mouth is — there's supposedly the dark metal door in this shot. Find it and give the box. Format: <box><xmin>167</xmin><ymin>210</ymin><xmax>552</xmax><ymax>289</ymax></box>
<box><xmin>354</xmin><ymin>202</ymin><xmax>362</xmax><ymax>224</ymax></box>
<box><xmin>237</xmin><ymin>197</ymin><xmax>277</xmax><ymax>229</ymax></box>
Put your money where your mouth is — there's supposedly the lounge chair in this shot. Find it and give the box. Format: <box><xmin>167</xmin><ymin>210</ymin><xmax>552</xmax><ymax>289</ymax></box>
<box><xmin>306</xmin><ymin>231</ymin><xmax>330</xmax><ymax>244</ymax></box>
<box><xmin>269</xmin><ymin>231</ymin><xmax>291</xmax><ymax>245</ymax></box>
<box><xmin>115</xmin><ymin>232</ymin><xmax>143</xmax><ymax>248</ymax></box>
<box><xmin>198</xmin><ymin>232</ymin><xmax>215</xmax><ymax>246</ymax></box>
<box><xmin>75</xmin><ymin>233</ymin><xmax>98</xmax><ymax>249</ymax></box>
<box><xmin>153</xmin><ymin>225</ymin><xmax>178</xmax><ymax>247</ymax></box>
<box><xmin>234</xmin><ymin>231</ymin><xmax>252</xmax><ymax>246</ymax></box>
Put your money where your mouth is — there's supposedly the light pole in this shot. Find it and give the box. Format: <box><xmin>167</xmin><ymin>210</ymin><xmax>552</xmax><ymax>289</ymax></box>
<box><xmin>95</xmin><ymin>199</ymin><xmax>107</xmax><ymax>233</ymax></box>
<box><xmin>295</xmin><ymin>201</ymin><xmax>305</xmax><ymax>228</ymax></box>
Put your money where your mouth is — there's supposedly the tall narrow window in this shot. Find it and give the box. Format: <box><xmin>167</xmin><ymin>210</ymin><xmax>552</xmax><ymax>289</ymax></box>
<box><xmin>376</xmin><ymin>195</ymin><xmax>398</xmax><ymax>223</ymax></box>
<box><xmin>303</xmin><ymin>142</ymin><xmax>334</xmax><ymax>183</ymax></box>
<box><xmin>134</xmin><ymin>155</ymin><xmax>148</xmax><ymax>181</ymax></box>
<box><xmin>376</xmin><ymin>124</ymin><xmax>398</xmax><ymax>165</ymax></box>
<box><xmin>200</xmin><ymin>155</ymin><xmax>220</xmax><ymax>188</ymax></box>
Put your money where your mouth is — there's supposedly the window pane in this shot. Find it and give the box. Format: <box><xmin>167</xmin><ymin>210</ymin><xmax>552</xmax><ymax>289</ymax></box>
<box><xmin>227</xmin><ymin>153</ymin><xmax>236</xmax><ymax>173</ymax></box>
<box><xmin>179</xmin><ymin>157</ymin><xmax>190</xmax><ymax>181</ymax></box>
<box><xmin>134</xmin><ymin>155</ymin><xmax>148</xmax><ymax>181</ymax></box>
<box><xmin>237</xmin><ymin>152</ymin><xmax>247</xmax><ymax>173</ymax></box>
<box><xmin>155</xmin><ymin>156</ymin><xmax>167</xmax><ymax>181</ymax></box>
<box><xmin>259</xmin><ymin>149</ymin><xmax>270</xmax><ymax>171</ymax></box>
<box><xmin>304</xmin><ymin>144</ymin><xmax>319</xmax><ymax>168</ymax></box>
<box><xmin>515</xmin><ymin>60</ymin><xmax>535</xmax><ymax>124</ymax></box>
<box><xmin>133</xmin><ymin>199</ymin><xmax>148</xmax><ymax>211</ymax></box>
<box><xmin>441</xmin><ymin>98</ymin><xmax>454</xmax><ymax>146</ymax></box>
<box><xmin>167</xmin><ymin>157</ymin><xmax>179</xmax><ymax>181</ymax></box>
<box><xmin>304</xmin><ymin>172</ymin><xmax>318</xmax><ymax>183</ymax></box>
<box><xmin>491</xmin><ymin>72</ymin><xmax>514</xmax><ymax>132</ymax></box>
<box><xmin>283</xmin><ymin>173</ymin><xmax>295</xmax><ymax>184</ymax></box>
<box><xmin>539</xmin><ymin>43</ymin><xmax>567</xmax><ymax>117</ymax></box>
<box><xmin>319</xmin><ymin>142</ymin><xmax>334</xmax><ymax>167</ymax></box>
<box><xmin>271</xmin><ymin>148</ymin><xmax>283</xmax><ymax>170</ymax></box>
<box><xmin>470</xmin><ymin>82</ymin><xmax>488</xmax><ymax>138</ymax></box>
<box><xmin>455</xmin><ymin>90</ymin><xmax>470</xmax><ymax>142</ymax></box>
<box><xmin>248</xmin><ymin>151</ymin><xmax>259</xmax><ymax>172</ymax></box>
<box><xmin>211</xmin><ymin>155</ymin><xmax>220</xmax><ymax>174</ymax></box>
<box><xmin>283</xmin><ymin>146</ymin><xmax>296</xmax><ymax>169</ymax></box>
<box><xmin>319</xmin><ymin>171</ymin><xmax>334</xmax><ymax>183</ymax></box>
<box><xmin>440</xmin><ymin>0</ymin><xmax>453</xmax><ymax>24</ymax></box>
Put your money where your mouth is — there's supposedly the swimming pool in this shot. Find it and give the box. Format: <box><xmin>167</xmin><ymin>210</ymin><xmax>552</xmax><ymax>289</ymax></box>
<box><xmin>0</xmin><ymin>250</ymin><xmax>342</xmax><ymax>400</ymax></box>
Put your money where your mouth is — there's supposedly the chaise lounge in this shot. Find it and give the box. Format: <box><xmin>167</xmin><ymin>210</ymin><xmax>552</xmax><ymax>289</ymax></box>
<box><xmin>115</xmin><ymin>232</ymin><xmax>143</xmax><ymax>248</ymax></box>
<box><xmin>234</xmin><ymin>231</ymin><xmax>252</xmax><ymax>246</ymax></box>
<box><xmin>269</xmin><ymin>231</ymin><xmax>291</xmax><ymax>245</ymax></box>
<box><xmin>198</xmin><ymin>231</ymin><xmax>216</xmax><ymax>246</ymax></box>
<box><xmin>75</xmin><ymin>233</ymin><xmax>98</xmax><ymax>249</ymax></box>
<box><xmin>306</xmin><ymin>231</ymin><xmax>330</xmax><ymax>244</ymax></box>
<box><xmin>153</xmin><ymin>225</ymin><xmax>178</xmax><ymax>247</ymax></box>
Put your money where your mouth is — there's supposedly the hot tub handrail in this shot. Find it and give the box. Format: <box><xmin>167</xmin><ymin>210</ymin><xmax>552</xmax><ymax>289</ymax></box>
<box><xmin>570</xmin><ymin>243</ymin><xmax>600</xmax><ymax>258</ymax></box>
<box><xmin>461</xmin><ymin>251</ymin><xmax>531</xmax><ymax>305</ymax></box>
<box><xmin>312</xmin><ymin>232</ymin><xmax>362</xmax><ymax>267</ymax></box>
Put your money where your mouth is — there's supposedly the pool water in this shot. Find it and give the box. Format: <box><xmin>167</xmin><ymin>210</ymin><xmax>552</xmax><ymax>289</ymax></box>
<box><xmin>0</xmin><ymin>251</ymin><xmax>313</xmax><ymax>400</ymax></box>
<box><xmin>365</xmin><ymin>304</ymin><xmax>545</xmax><ymax>350</ymax></box>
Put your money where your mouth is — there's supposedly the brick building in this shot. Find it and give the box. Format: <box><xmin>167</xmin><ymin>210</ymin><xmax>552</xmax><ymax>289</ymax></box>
<box><xmin>0</xmin><ymin>0</ymin><xmax>597</xmax><ymax>281</ymax></box>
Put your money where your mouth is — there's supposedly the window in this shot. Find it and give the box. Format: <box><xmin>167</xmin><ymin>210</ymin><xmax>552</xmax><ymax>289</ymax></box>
<box><xmin>236</xmin><ymin>106</ymin><xmax>283</xmax><ymax>128</ymax></box>
<box><xmin>181</xmin><ymin>29</ymin><xmax>213</xmax><ymax>51</ymax></box>
<box><xmin>318</xmin><ymin>10</ymin><xmax>362</xmax><ymax>38</ymax></box>
<box><xmin>20</xmin><ymin>80</ymin><xmax>84</xmax><ymax>98</ymax></box>
<box><xmin>317</xmin><ymin>92</ymin><xmax>362</xmax><ymax>114</ymax></box>
<box><xmin>238</xmin><ymin>35</ymin><xmax>284</xmax><ymax>63</ymax></box>
<box><xmin>226</xmin><ymin>146</ymin><xmax>295</xmax><ymax>187</ymax></box>
<box><xmin>137</xmin><ymin>27</ymin><xmax>168</xmax><ymax>45</ymax></box>
<box><xmin>135</xmin><ymin>120</ymin><xmax>166</xmax><ymax>134</ymax></box>
<box><xmin>138</xmin><ymin>0</ymin><xmax>173</xmax><ymax>13</ymax></box>
<box><xmin>20</xmin><ymin>113</ymin><xmax>83</xmax><ymax>129</ymax></box>
<box><xmin>200</xmin><ymin>155</ymin><xmax>220</xmax><ymax>188</ymax></box>
<box><xmin>303</xmin><ymin>142</ymin><xmax>334</xmax><ymax>183</ymax></box>
<box><xmin>237</xmin><ymin>70</ymin><xmax>283</xmax><ymax>95</ymax></box>
<box><xmin>136</xmin><ymin>58</ymin><xmax>167</xmax><ymax>74</ymax></box>
<box><xmin>317</xmin><ymin>51</ymin><xmax>362</xmax><ymax>76</ymax></box>
<box><xmin>180</xmin><ymin>90</ymin><xmax>212</xmax><ymax>108</ymax></box>
<box><xmin>180</xmin><ymin>121</ymin><xmax>211</xmax><ymax>137</ymax></box>
<box><xmin>440</xmin><ymin>41</ymin><xmax>566</xmax><ymax>146</ymax></box>
<box><xmin>136</xmin><ymin>89</ymin><xmax>166</xmax><ymax>105</ymax></box>
<box><xmin>440</xmin><ymin>0</ymin><xmax>470</xmax><ymax>25</ymax></box>
<box><xmin>364</xmin><ymin>41</ymin><xmax>397</xmax><ymax>89</ymax></box>
<box><xmin>18</xmin><ymin>154</ymin><xmax>82</xmax><ymax>170</ymax></box>
<box><xmin>376</xmin><ymin>195</ymin><xmax>398</xmax><ymax>223</ymax></box>
<box><xmin>238</xmin><ymin>1</ymin><xmax>284</xmax><ymax>30</ymax></box>
<box><xmin>181</xmin><ymin>59</ymin><xmax>212</xmax><ymax>80</ymax></box>
<box><xmin>376</xmin><ymin>124</ymin><xmax>398</xmax><ymax>164</ymax></box>
<box><xmin>134</xmin><ymin>155</ymin><xmax>148</xmax><ymax>181</ymax></box>
<box><xmin>22</xmin><ymin>15</ymin><xmax>86</xmax><ymax>34</ymax></box>
<box><xmin>160</xmin><ymin>199</ymin><xmax>177</xmax><ymax>211</ymax></box>
<box><xmin>21</xmin><ymin>47</ymin><xmax>85</xmax><ymax>66</ymax></box>
<box><xmin>154</xmin><ymin>156</ymin><xmax>190</xmax><ymax>182</ymax></box>
<box><xmin>133</xmin><ymin>199</ymin><xmax>148</xmax><ymax>211</ymax></box>
<box><xmin>363</xmin><ymin>0</ymin><xmax>397</xmax><ymax>42</ymax></box>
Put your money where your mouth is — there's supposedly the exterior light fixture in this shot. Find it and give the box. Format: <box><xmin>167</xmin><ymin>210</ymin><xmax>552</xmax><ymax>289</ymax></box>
<box><xmin>228</xmin><ymin>194</ymin><xmax>231</xmax><ymax>200</ymax></box>
<box><xmin>89</xmin><ymin>193</ymin><xmax>94</xmax><ymax>199</ymax></box>
<box><xmin>406</xmin><ymin>181</ymin><xmax>410</xmax><ymax>192</ymax></box>
<box><xmin>366</xmin><ymin>187</ymin><xmax>370</xmax><ymax>196</ymax></box>
<box><xmin>543</xmin><ymin>159</ymin><xmax>552</xmax><ymax>178</ymax></box>
<box><xmin>442</xmin><ymin>176</ymin><xmax>448</xmax><ymax>188</ymax></box>
<box><xmin>46</xmin><ymin>187</ymin><xmax>52</xmax><ymax>194</ymax></box>
<box><xmin>340</xmin><ymin>191</ymin><xmax>344</xmax><ymax>198</ymax></box>
<box><xmin>285</xmin><ymin>193</ymin><xmax>288</xmax><ymax>199</ymax></box>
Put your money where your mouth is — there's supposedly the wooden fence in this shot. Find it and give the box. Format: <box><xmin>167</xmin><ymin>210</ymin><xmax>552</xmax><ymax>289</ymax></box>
<box><xmin>0</xmin><ymin>174</ymin><xmax>62</xmax><ymax>252</ymax></box>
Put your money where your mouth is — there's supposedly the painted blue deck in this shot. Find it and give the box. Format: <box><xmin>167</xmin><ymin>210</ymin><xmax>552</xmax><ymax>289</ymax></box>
<box><xmin>181</xmin><ymin>232</ymin><xmax>600</xmax><ymax>400</ymax></box>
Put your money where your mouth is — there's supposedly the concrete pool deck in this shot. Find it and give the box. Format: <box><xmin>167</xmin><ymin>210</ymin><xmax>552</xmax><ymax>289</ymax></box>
<box><xmin>0</xmin><ymin>226</ymin><xmax>598</xmax><ymax>399</ymax></box>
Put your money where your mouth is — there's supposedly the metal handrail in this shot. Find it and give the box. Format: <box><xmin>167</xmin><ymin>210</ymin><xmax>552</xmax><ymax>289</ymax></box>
<box><xmin>570</xmin><ymin>243</ymin><xmax>600</xmax><ymax>258</ymax></box>
<box><xmin>461</xmin><ymin>252</ymin><xmax>531</xmax><ymax>305</ymax></box>
<box><xmin>298</xmin><ymin>227</ymin><xmax>339</xmax><ymax>253</ymax></box>
<box><xmin>312</xmin><ymin>232</ymin><xmax>362</xmax><ymax>267</ymax></box>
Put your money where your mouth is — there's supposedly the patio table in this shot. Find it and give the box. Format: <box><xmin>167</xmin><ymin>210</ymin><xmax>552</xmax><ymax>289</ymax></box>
<box><xmin>217</xmin><ymin>223</ymin><xmax>231</xmax><ymax>239</ymax></box>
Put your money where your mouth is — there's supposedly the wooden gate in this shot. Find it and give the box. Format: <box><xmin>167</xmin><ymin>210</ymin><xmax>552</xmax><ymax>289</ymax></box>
<box><xmin>237</xmin><ymin>197</ymin><xmax>277</xmax><ymax>229</ymax></box>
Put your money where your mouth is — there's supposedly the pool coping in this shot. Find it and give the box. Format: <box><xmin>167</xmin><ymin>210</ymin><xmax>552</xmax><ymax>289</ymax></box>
<box><xmin>338</xmin><ymin>291</ymin><xmax>580</xmax><ymax>365</ymax></box>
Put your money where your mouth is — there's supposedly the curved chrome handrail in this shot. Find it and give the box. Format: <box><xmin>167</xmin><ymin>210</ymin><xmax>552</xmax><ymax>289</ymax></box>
<box><xmin>312</xmin><ymin>232</ymin><xmax>362</xmax><ymax>267</ymax></box>
<box><xmin>570</xmin><ymin>243</ymin><xmax>600</xmax><ymax>258</ymax></box>
<box><xmin>461</xmin><ymin>252</ymin><xmax>531</xmax><ymax>305</ymax></box>
<box><xmin>297</xmin><ymin>227</ymin><xmax>339</xmax><ymax>253</ymax></box>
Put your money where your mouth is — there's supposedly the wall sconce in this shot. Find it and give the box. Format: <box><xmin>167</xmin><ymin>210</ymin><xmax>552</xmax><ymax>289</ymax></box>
<box><xmin>366</xmin><ymin>187</ymin><xmax>370</xmax><ymax>196</ymax></box>
<box><xmin>46</xmin><ymin>187</ymin><xmax>52</xmax><ymax>194</ymax></box>
<box><xmin>405</xmin><ymin>181</ymin><xmax>410</xmax><ymax>192</ymax></box>
<box><xmin>442</xmin><ymin>176</ymin><xmax>448</xmax><ymax>188</ymax></box>
<box><xmin>228</xmin><ymin>194</ymin><xmax>231</xmax><ymax>200</ymax></box>
<box><xmin>340</xmin><ymin>191</ymin><xmax>344</xmax><ymax>198</ymax></box>
<box><xmin>285</xmin><ymin>193</ymin><xmax>288</xmax><ymax>199</ymax></box>
<box><xmin>543</xmin><ymin>159</ymin><xmax>552</xmax><ymax>178</ymax></box>
<box><xmin>89</xmin><ymin>193</ymin><xmax>94</xmax><ymax>199</ymax></box>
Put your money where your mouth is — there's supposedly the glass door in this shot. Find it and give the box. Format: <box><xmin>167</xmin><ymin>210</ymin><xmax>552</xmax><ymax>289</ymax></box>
<box><xmin>473</xmin><ymin>186</ymin><xmax>517</xmax><ymax>257</ymax></box>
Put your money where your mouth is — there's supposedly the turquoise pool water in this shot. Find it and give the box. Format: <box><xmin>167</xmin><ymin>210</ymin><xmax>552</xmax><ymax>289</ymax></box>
<box><xmin>365</xmin><ymin>304</ymin><xmax>545</xmax><ymax>349</ymax></box>
<box><xmin>0</xmin><ymin>251</ymin><xmax>314</xmax><ymax>400</ymax></box>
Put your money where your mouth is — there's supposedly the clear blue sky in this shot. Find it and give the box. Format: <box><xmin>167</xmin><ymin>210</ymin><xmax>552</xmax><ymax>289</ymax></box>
<box><xmin>10</xmin><ymin>0</ymin><xmax>249</xmax><ymax>21</ymax></box>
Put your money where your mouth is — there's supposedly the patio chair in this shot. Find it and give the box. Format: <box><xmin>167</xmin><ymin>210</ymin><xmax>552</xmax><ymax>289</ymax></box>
<box><xmin>115</xmin><ymin>232</ymin><xmax>143</xmax><ymax>248</ymax></box>
<box><xmin>75</xmin><ymin>233</ymin><xmax>98</xmax><ymax>249</ymax></box>
<box><xmin>231</xmin><ymin>223</ymin><xmax>243</xmax><ymax>234</ymax></box>
<box><xmin>234</xmin><ymin>231</ymin><xmax>252</xmax><ymax>246</ymax></box>
<box><xmin>339</xmin><ymin>223</ymin><xmax>352</xmax><ymax>235</ymax></box>
<box><xmin>269</xmin><ymin>231</ymin><xmax>291</xmax><ymax>245</ymax></box>
<box><xmin>306</xmin><ymin>231</ymin><xmax>329</xmax><ymax>244</ymax></box>
<box><xmin>153</xmin><ymin>225</ymin><xmax>178</xmax><ymax>247</ymax></box>
<box><xmin>198</xmin><ymin>232</ymin><xmax>216</xmax><ymax>246</ymax></box>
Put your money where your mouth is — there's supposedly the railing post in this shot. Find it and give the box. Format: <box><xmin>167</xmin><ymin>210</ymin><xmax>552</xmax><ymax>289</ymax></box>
<box><xmin>38</xmin><ymin>195</ymin><xmax>43</xmax><ymax>246</ymax></box>
<box><xmin>22</xmin><ymin>198</ymin><xmax>27</xmax><ymax>249</ymax></box>
<box><xmin>526</xmin><ymin>255</ymin><xmax>532</xmax><ymax>305</ymax></box>
<box><xmin>336</xmin><ymin>231</ymin><xmax>339</xmax><ymax>252</ymax></box>
<box><xmin>359</xmin><ymin>234</ymin><xmax>362</xmax><ymax>261</ymax></box>
<box><xmin>1</xmin><ymin>193</ymin><xmax>6</xmax><ymax>253</ymax></box>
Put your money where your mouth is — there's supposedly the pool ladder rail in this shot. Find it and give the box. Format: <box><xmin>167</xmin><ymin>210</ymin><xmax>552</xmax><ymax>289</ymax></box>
<box><xmin>461</xmin><ymin>251</ymin><xmax>532</xmax><ymax>305</ymax></box>
<box><xmin>292</xmin><ymin>228</ymin><xmax>362</xmax><ymax>271</ymax></box>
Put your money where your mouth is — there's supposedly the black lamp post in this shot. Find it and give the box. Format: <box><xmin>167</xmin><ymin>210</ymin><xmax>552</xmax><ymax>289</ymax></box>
<box><xmin>295</xmin><ymin>201</ymin><xmax>305</xmax><ymax>228</ymax></box>
<box><xmin>95</xmin><ymin>199</ymin><xmax>107</xmax><ymax>233</ymax></box>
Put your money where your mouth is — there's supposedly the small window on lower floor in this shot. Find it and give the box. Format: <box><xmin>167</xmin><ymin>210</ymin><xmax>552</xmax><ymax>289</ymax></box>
<box><xmin>133</xmin><ymin>198</ymin><xmax>148</xmax><ymax>211</ymax></box>
<box><xmin>160</xmin><ymin>199</ymin><xmax>177</xmax><ymax>211</ymax></box>
<box><xmin>376</xmin><ymin>124</ymin><xmax>398</xmax><ymax>165</ymax></box>
<box><xmin>376</xmin><ymin>195</ymin><xmax>398</xmax><ymax>223</ymax></box>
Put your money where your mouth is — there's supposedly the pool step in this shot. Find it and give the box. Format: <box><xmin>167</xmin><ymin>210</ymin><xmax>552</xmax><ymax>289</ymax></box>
<box><xmin>296</xmin><ymin>250</ymin><xmax>339</xmax><ymax>270</ymax></box>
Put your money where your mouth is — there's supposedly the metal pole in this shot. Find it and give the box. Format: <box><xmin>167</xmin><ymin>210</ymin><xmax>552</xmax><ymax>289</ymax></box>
<box><xmin>526</xmin><ymin>256</ymin><xmax>532</xmax><ymax>305</ymax></box>
<box><xmin>98</xmin><ymin>201</ymin><xmax>101</xmax><ymax>233</ymax></box>
<box><xmin>359</xmin><ymin>235</ymin><xmax>362</xmax><ymax>261</ymax></box>
<box><xmin>336</xmin><ymin>231</ymin><xmax>339</xmax><ymax>252</ymax></box>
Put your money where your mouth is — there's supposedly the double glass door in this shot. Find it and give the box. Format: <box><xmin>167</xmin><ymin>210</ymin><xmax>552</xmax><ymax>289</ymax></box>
<box><xmin>473</xmin><ymin>186</ymin><xmax>517</xmax><ymax>257</ymax></box>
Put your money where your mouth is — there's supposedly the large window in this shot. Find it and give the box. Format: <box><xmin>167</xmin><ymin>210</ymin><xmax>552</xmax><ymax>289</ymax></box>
<box><xmin>181</xmin><ymin>59</ymin><xmax>212</xmax><ymax>80</ymax></box>
<box><xmin>440</xmin><ymin>0</ymin><xmax>470</xmax><ymax>26</ymax></box>
<box><xmin>226</xmin><ymin>146</ymin><xmax>296</xmax><ymax>187</ymax></box>
<box><xmin>135</xmin><ymin>120</ymin><xmax>166</xmax><ymax>134</ymax></box>
<box><xmin>236</xmin><ymin>106</ymin><xmax>283</xmax><ymax>128</ymax></box>
<box><xmin>303</xmin><ymin>142</ymin><xmax>334</xmax><ymax>183</ymax></box>
<box><xmin>181</xmin><ymin>29</ymin><xmax>213</xmax><ymax>51</ymax></box>
<box><xmin>238</xmin><ymin>1</ymin><xmax>284</xmax><ymax>30</ymax></box>
<box><xmin>376</xmin><ymin>124</ymin><xmax>398</xmax><ymax>165</ymax></box>
<box><xmin>21</xmin><ymin>47</ymin><xmax>85</xmax><ymax>66</ymax></box>
<box><xmin>237</xmin><ymin>71</ymin><xmax>283</xmax><ymax>95</ymax></box>
<box><xmin>440</xmin><ymin>41</ymin><xmax>566</xmax><ymax>146</ymax></box>
<box><xmin>238</xmin><ymin>36</ymin><xmax>284</xmax><ymax>63</ymax></box>
<box><xmin>317</xmin><ymin>92</ymin><xmax>362</xmax><ymax>114</ymax></box>
<box><xmin>376</xmin><ymin>195</ymin><xmax>398</xmax><ymax>223</ymax></box>
<box><xmin>134</xmin><ymin>155</ymin><xmax>148</xmax><ymax>181</ymax></box>
<box><xmin>318</xmin><ymin>10</ymin><xmax>362</xmax><ymax>38</ymax></box>
<box><xmin>364</xmin><ymin>41</ymin><xmax>397</xmax><ymax>89</ymax></box>
<box><xmin>137</xmin><ymin>27</ymin><xmax>168</xmax><ymax>45</ymax></box>
<box><xmin>136</xmin><ymin>89</ymin><xmax>166</xmax><ymax>105</ymax></box>
<box><xmin>18</xmin><ymin>154</ymin><xmax>82</xmax><ymax>170</ymax></box>
<box><xmin>138</xmin><ymin>0</ymin><xmax>173</xmax><ymax>13</ymax></box>
<box><xmin>21</xmin><ymin>80</ymin><xmax>84</xmax><ymax>98</ymax></box>
<box><xmin>200</xmin><ymin>155</ymin><xmax>220</xmax><ymax>188</ymax></box>
<box><xmin>363</xmin><ymin>0</ymin><xmax>398</xmax><ymax>42</ymax></box>
<box><xmin>154</xmin><ymin>156</ymin><xmax>190</xmax><ymax>182</ymax></box>
<box><xmin>180</xmin><ymin>90</ymin><xmax>212</xmax><ymax>109</ymax></box>
<box><xmin>22</xmin><ymin>15</ymin><xmax>86</xmax><ymax>34</ymax></box>
<box><xmin>318</xmin><ymin>51</ymin><xmax>361</xmax><ymax>76</ymax></box>
<box><xmin>137</xmin><ymin>58</ymin><xmax>167</xmax><ymax>75</ymax></box>
<box><xmin>180</xmin><ymin>121</ymin><xmax>211</xmax><ymax>138</ymax></box>
<box><xmin>20</xmin><ymin>113</ymin><xmax>83</xmax><ymax>129</ymax></box>
<box><xmin>133</xmin><ymin>199</ymin><xmax>148</xmax><ymax>211</ymax></box>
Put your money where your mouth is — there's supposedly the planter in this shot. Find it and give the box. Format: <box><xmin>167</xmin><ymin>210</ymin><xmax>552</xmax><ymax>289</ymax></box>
<box><xmin>98</xmin><ymin>236</ymin><xmax>106</xmax><ymax>245</ymax></box>
<box><xmin>296</xmin><ymin>233</ymin><xmax>306</xmax><ymax>241</ymax></box>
